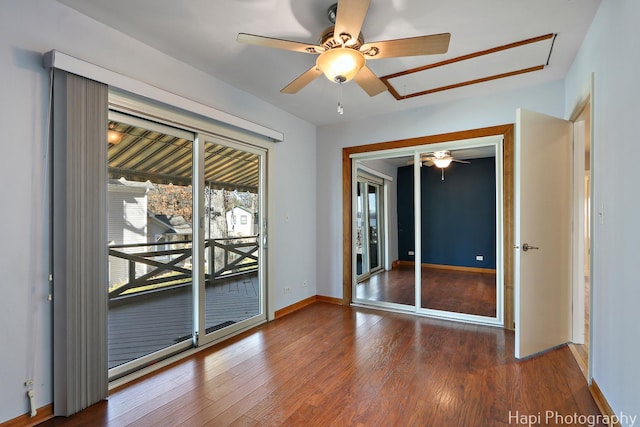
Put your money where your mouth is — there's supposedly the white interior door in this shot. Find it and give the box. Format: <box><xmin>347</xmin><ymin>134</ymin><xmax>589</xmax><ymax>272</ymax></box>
<box><xmin>515</xmin><ymin>108</ymin><xmax>573</xmax><ymax>359</ymax></box>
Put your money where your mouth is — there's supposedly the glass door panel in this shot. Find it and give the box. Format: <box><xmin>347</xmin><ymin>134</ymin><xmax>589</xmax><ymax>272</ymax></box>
<box><xmin>107</xmin><ymin>115</ymin><xmax>195</xmax><ymax>377</ymax></box>
<box><xmin>201</xmin><ymin>138</ymin><xmax>265</xmax><ymax>342</ymax></box>
<box><xmin>367</xmin><ymin>183</ymin><xmax>382</xmax><ymax>272</ymax></box>
<box><xmin>419</xmin><ymin>147</ymin><xmax>497</xmax><ymax>318</ymax></box>
<box><xmin>354</xmin><ymin>158</ymin><xmax>415</xmax><ymax>307</ymax></box>
<box><xmin>355</xmin><ymin>181</ymin><xmax>367</xmax><ymax>276</ymax></box>
<box><xmin>355</xmin><ymin>178</ymin><xmax>383</xmax><ymax>281</ymax></box>
<box><xmin>351</xmin><ymin>142</ymin><xmax>503</xmax><ymax>326</ymax></box>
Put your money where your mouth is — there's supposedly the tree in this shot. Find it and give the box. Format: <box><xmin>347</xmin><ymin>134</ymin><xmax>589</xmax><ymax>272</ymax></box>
<box><xmin>147</xmin><ymin>183</ymin><xmax>193</xmax><ymax>222</ymax></box>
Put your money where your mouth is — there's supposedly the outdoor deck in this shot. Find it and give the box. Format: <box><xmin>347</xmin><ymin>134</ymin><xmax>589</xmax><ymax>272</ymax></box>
<box><xmin>108</xmin><ymin>272</ymin><xmax>259</xmax><ymax>369</ymax></box>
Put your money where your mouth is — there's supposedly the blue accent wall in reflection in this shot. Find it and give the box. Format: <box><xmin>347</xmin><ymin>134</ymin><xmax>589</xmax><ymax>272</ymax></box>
<box><xmin>397</xmin><ymin>157</ymin><xmax>496</xmax><ymax>269</ymax></box>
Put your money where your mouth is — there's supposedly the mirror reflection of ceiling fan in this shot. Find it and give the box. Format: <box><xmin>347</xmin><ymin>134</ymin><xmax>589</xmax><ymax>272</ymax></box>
<box><xmin>421</xmin><ymin>150</ymin><xmax>470</xmax><ymax>168</ymax></box>
<box><xmin>236</xmin><ymin>0</ymin><xmax>450</xmax><ymax>98</ymax></box>
<box><xmin>409</xmin><ymin>150</ymin><xmax>470</xmax><ymax>180</ymax></box>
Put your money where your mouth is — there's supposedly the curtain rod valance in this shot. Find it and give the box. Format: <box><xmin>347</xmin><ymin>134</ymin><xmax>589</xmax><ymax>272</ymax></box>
<box><xmin>43</xmin><ymin>50</ymin><xmax>284</xmax><ymax>142</ymax></box>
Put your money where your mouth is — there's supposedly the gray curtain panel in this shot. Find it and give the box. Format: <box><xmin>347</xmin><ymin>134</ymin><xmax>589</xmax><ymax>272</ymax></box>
<box><xmin>52</xmin><ymin>69</ymin><xmax>108</xmax><ymax>416</ymax></box>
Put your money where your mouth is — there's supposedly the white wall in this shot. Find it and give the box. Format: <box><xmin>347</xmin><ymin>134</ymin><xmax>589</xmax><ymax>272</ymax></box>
<box><xmin>0</xmin><ymin>0</ymin><xmax>316</xmax><ymax>422</ymax></box>
<box><xmin>564</xmin><ymin>0</ymin><xmax>640</xmax><ymax>421</ymax></box>
<box><xmin>316</xmin><ymin>80</ymin><xmax>565</xmax><ymax>298</ymax></box>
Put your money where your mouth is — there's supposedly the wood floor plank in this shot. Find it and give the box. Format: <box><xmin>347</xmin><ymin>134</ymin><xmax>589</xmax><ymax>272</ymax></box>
<box><xmin>203</xmin><ymin>385</ymin><xmax>271</xmax><ymax>426</ymax></box>
<box><xmin>41</xmin><ymin>302</ymin><xmax>605</xmax><ymax>427</ymax></box>
<box><xmin>297</xmin><ymin>314</ymin><xmax>415</xmax><ymax>426</ymax></box>
<box><xmin>356</xmin><ymin>265</ymin><xmax>497</xmax><ymax>317</ymax></box>
<box><xmin>186</xmin><ymin>305</ymin><xmax>373</xmax><ymax>424</ymax></box>
<box><xmin>124</xmin><ymin>389</ymin><xmax>215</xmax><ymax>427</ymax></box>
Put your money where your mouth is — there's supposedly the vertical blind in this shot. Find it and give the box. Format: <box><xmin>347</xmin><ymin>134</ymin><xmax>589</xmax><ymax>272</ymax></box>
<box><xmin>52</xmin><ymin>69</ymin><xmax>108</xmax><ymax>416</ymax></box>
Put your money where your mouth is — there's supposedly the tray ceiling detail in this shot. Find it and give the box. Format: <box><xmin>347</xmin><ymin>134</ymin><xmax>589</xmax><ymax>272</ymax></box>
<box><xmin>381</xmin><ymin>34</ymin><xmax>556</xmax><ymax>101</ymax></box>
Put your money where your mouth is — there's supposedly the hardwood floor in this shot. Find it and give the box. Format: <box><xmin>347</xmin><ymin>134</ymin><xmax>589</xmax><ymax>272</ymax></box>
<box><xmin>356</xmin><ymin>265</ymin><xmax>497</xmax><ymax>317</ymax></box>
<box><xmin>40</xmin><ymin>302</ymin><xmax>604</xmax><ymax>426</ymax></box>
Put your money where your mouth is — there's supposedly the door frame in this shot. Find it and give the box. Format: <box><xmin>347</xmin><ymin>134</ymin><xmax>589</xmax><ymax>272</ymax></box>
<box><xmin>107</xmin><ymin>91</ymin><xmax>271</xmax><ymax>382</ymax></box>
<box><xmin>342</xmin><ymin>124</ymin><xmax>515</xmax><ymax>329</ymax></box>
<box><xmin>195</xmin><ymin>133</ymin><xmax>268</xmax><ymax>348</ymax></box>
<box><xmin>568</xmin><ymin>74</ymin><xmax>595</xmax><ymax>381</ymax></box>
<box><xmin>107</xmin><ymin>109</ymin><xmax>196</xmax><ymax>381</ymax></box>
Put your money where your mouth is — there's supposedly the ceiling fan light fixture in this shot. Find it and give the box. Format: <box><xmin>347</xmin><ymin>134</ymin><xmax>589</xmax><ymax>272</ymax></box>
<box><xmin>316</xmin><ymin>47</ymin><xmax>365</xmax><ymax>83</ymax></box>
<box><xmin>433</xmin><ymin>157</ymin><xmax>453</xmax><ymax>168</ymax></box>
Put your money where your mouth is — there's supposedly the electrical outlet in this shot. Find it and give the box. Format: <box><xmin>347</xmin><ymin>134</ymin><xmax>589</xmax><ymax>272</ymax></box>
<box><xmin>476</xmin><ymin>255</ymin><xmax>484</xmax><ymax>261</ymax></box>
<box><xmin>408</xmin><ymin>250</ymin><xmax>415</xmax><ymax>256</ymax></box>
<box><xmin>284</xmin><ymin>286</ymin><xmax>291</xmax><ymax>294</ymax></box>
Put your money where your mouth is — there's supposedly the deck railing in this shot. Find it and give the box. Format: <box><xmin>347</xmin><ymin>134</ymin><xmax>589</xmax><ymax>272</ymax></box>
<box><xmin>108</xmin><ymin>235</ymin><xmax>259</xmax><ymax>299</ymax></box>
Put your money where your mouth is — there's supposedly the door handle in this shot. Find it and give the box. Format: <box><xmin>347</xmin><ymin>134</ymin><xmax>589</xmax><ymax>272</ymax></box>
<box><xmin>522</xmin><ymin>243</ymin><xmax>539</xmax><ymax>252</ymax></box>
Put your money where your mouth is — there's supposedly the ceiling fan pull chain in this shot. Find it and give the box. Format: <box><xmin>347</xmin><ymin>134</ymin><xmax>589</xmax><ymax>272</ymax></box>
<box><xmin>337</xmin><ymin>81</ymin><xmax>344</xmax><ymax>114</ymax></box>
<box><xmin>441</xmin><ymin>168</ymin><xmax>445</xmax><ymax>181</ymax></box>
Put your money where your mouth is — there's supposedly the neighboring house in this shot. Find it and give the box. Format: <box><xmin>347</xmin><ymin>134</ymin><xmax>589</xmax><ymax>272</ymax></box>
<box><xmin>148</xmin><ymin>213</ymin><xmax>192</xmax><ymax>243</ymax></box>
<box><xmin>108</xmin><ymin>178</ymin><xmax>152</xmax><ymax>286</ymax></box>
<box><xmin>108</xmin><ymin>178</ymin><xmax>193</xmax><ymax>286</ymax></box>
<box><xmin>225</xmin><ymin>206</ymin><xmax>254</xmax><ymax>237</ymax></box>
<box><xmin>148</xmin><ymin>213</ymin><xmax>193</xmax><ymax>267</ymax></box>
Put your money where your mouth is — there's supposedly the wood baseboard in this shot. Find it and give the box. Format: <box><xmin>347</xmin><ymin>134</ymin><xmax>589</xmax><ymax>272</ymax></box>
<box><xmin>589</xmin><ymin>380</ymin><xmax>621</xmax><ymax>427</ymax></box>
<box><xmin>566</xmin><ymin>348</ymin><xmax>621</xmax><ymax>427</ymax></box>
<box><xmin>315</xmin><ymin>295</ymin><xmax>343</xmax><ymax>305</ymax></box>
<box><xmin>274</xmin><ymin>295</ymin><xmax>342</xmax><ymax>319</ymax></box>
<box><xmin>1</xmin><ymin>404</ymin><xmax>53</xmax><ymax>427</ymax></box>
<box><xmin>397</xmin><ymin>260</ymin><xmax>496</xmax><ymax>274</ymax></box>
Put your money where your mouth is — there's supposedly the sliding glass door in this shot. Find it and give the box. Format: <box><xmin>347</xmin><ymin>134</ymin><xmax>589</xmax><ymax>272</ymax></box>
<box><xmin>418</xmin><ymin>146</ymin><xmax>499</xmax><ymax>320</ymax></box>
<box><xmin>107</xmin><ymin>111</ymin><xmax>267</xmax><ymax>379</ymax></box>
<box><xmin>366</xmin><ymin>183</ymin><xmax>382</xmax><ymax>273</ymax></box>
<box><xmin>198</xmin><ymin>136</ymin><xmax>266</xmax><ymax>346</ymax></box>
<box><xmin>351</xmin><ymin>138</ymin><xmax>503</xmax><ymax>327</ymax></box>
<box><xmin>107</xmin><ymin>113</ymin><xmax>195</xmax><ymax>377</ymax></box>
<box><xmin>356</xmin><ymin>174</ymin><xmax>384</xmax><ymax>281</ymax></box>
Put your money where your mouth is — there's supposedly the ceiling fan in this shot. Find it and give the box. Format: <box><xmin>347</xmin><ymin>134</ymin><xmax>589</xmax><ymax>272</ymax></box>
<box><xmin>421</xmin><ymin>150</ymin><xmax>470</xmax><ymax>168</ymax></box>
<box><xmin>409</xmin><ymin>150</ymin><xmax>470</xmax><ymax>180</ymax></box>
<box><xmin>236</xmin><ymin>0</ymin><xmax>451</xmax><ymax>97</ymax></box>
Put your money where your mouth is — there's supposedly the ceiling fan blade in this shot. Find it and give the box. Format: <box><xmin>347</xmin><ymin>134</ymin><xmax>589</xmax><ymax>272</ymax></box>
<box><xmin>280</xmin><ymin>66</ymin><xmax>323</xmax><ymax>94</ymax></box>
<box><xmin>353</xmin><ymin>65</ymin><xmax>387</xmax><ymax>96</ymax></box>
<box><xmin>423</xmin><ymin>159</ymin><xmax>435</xmax><ymax>167</ymax></box>
<box><xmin>362</xmin><ymin>33</ymin><xmax>451</xmax><ymax>59</ymax></box>
<box><xmin>334</xmin><ymin>0</ymin><xmax>371</xmax><ymax>45</ymax></box>
<box><xmin>452</xmin><ymin>159</ymin><xmax>471</xmax><ymax>164</ymax></box>
<box><xmin>237</xmin><ymin>33</ymin><xmax>322</xmax><ymax>54</ymax></box>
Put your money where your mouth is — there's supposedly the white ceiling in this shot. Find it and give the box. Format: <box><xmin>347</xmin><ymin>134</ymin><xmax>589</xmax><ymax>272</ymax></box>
<box><xmin>56</xmin><ymin>0</ymin><xmax>601</xmax><ymax>126</ymax></box>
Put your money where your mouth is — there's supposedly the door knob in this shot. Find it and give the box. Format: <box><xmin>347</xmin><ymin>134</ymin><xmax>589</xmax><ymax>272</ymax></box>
<box><xmin>522</xmin><ymin>243</ymin><xmax>539</xmax><ymax>252</ymax></box>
